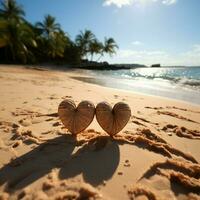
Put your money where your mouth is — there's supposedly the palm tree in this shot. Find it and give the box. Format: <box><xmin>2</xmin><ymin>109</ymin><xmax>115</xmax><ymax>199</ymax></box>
<box><xmin>35</xmin><ymin>15</ymin><xmax>61</xmax><ymax>39</ymax></box>
<box><xmin>97</xmin><ymin>37</ymin><xmax>118</xmax><ymax>61</ymax></box>
<box><xmin>35</xmin><ymin>15</ymin><xmax>70</xmax><ymax>60</ymax></box>
<box><xmin>75</xmin><ymin>29</ymin><xmax>95</xmax><ymax>59</ymax></box>
<box><xmin>0</xmin><ymin>0</ymin><xmax>25</xmax><ymax>21</ymax></box>
<box><xmin>0</xmin><ymin>18</ymin><xmax>37</xmax><ymax>63</ymax></box>
<box><xmin>0</xmin><ymin>1</ymin><xmax>119</xmax><ymax>65</ymax></box>
<box><xmin>89</xmin><ymin>39</ymin><xmax>103</xmax><ymax>61</ymax></box>
<box><xmin>0</xmin><ymin>0</ymin><xmax>36</xmax><ymax>63</ymax></box>
<box><xmin>46</xmin><ymin>30</ymin><xmax>69</xmax><ymax>59</ymax></box>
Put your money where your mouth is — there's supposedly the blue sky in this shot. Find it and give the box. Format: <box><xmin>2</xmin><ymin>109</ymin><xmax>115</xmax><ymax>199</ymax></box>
<box><xmin>17</xmin><ymin>0</ymin><xmax>200</xmax><ymax>66</ymax></box>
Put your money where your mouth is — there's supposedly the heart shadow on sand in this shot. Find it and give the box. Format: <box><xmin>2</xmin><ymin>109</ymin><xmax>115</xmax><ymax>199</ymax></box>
<box><xmin>59</xmin><ymin>136</ymin><xmax>120</xmax><ymax>186</ymax></box>
<box><xmin>0</xmin><ymin>134</ymin><xmax>120</xmax><ymax>192</ymax></box>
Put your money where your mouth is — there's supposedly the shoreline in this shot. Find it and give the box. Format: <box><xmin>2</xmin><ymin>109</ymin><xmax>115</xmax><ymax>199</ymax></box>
<box><xmin>70</xmin><ymin>75</ymin><xmax>200</xmax><ymax>107</ymax></box>
<box><xmin>1</xmin><ymin>64</ymin><xmax>199</xmax><ymax>107</ymax></box>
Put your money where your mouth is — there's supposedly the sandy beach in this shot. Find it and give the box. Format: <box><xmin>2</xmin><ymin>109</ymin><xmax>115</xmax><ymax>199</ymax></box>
<box><xmin>0</xmin><ymin>65</ymin><xmax>200</xmax><ymax>200</ymax></box>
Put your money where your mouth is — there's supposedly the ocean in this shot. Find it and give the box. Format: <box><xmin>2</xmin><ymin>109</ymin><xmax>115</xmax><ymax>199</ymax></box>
<box><xmin>76</xmin><ymin>67</ymin><xmax>200</xmax><ymax>105</ymax></box>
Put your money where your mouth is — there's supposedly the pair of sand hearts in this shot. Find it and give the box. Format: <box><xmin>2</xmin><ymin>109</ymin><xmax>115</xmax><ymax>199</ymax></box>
<box><xmin>58</xmin><ymin>99</ymin><xmax>131</xmax><ymax>136</ymax></box>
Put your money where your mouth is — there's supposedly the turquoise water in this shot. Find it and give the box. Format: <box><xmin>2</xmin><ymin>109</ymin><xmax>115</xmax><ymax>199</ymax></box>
<box><xmin>79</xmin><ymin>67</ymin><xmax>200</xmax><ymax>105</ymax></box>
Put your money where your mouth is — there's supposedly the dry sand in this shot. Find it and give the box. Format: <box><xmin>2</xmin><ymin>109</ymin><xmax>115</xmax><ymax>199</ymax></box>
<box><xmin>0</xmin><ymin>65</ymin><xmax>200</xmax><ymax>200</ymax></box>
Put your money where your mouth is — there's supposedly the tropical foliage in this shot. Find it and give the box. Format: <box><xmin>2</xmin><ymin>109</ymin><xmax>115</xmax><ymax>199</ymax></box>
<box><xmin>0</xmin><ymin>0</ymin><xmax>118</xmax><ymax>65</ymax></box>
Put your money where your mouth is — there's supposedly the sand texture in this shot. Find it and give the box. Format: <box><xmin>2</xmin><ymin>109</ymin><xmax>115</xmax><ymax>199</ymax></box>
<box><xmin>0</xmin><ymin>65</ymin><xmax>200</xmax><ymax>200</ymax></box>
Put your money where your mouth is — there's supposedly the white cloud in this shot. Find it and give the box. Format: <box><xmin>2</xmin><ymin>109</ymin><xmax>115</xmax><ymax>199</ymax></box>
<box><xmin>103</xmin><ymin>0</ymin><xmax>133</xmax><ymax>8</ymax></box>
<box><xmin>103</xmin><ymin>0</ymin><xmax>177</xmax><ymax>8</ymax></box>
<box><xmin>132</xmin><ymin>41</ymin><xmax>143</xmax><ymax>46</ymax></box>
<box><xmin>162</xmin><ymin>0</ymin><xmax>177</xmax><ymax>5</ymax></box>
<box><xmin>102</xmin><ymin>44</ymin><xmax>200</xmax><ymax>66</ymax></box>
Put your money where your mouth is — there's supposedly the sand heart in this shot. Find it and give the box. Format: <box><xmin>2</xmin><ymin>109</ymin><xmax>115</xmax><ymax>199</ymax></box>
<box><xmin>58</xmin><ymin>99</ymin><xmax>95</xmax><ymax>135</ymax></box>
<box><xmin>96</xmin><ymin>102</ymin><xmax>131</xmax><ymax>136</ymax></box>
